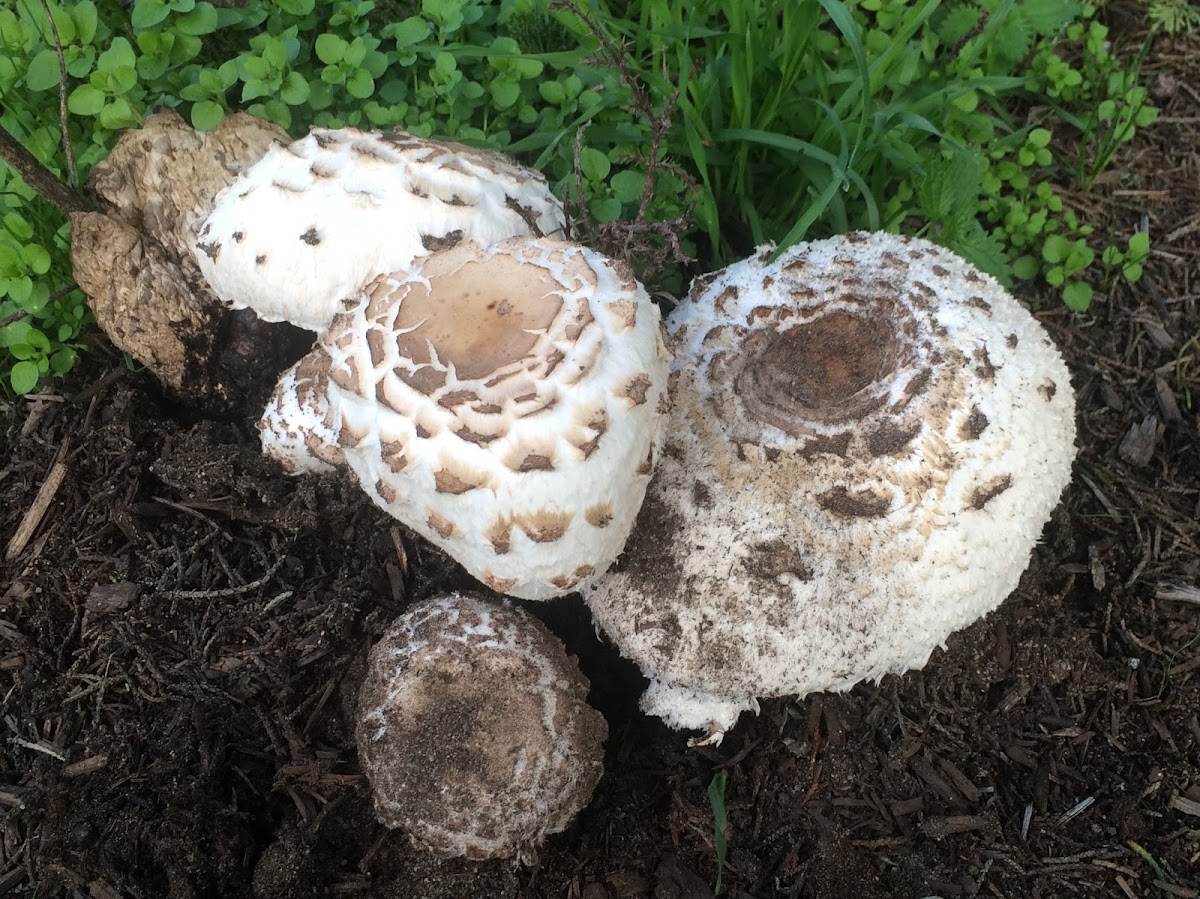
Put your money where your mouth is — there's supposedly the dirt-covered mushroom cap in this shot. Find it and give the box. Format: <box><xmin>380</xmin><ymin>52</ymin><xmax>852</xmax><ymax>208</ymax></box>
<box><xmin>355</xmin><ymin>593</ymin><xmax>607</xmax><ymax>860</ymax></box>
<box><xmin>260</xmin><ymin>236</ymin><xmax>670</xmax><ymax>600</ymax></box>
<box><xmin>584</xmin><ymin>232</ymin><xmax>1077</xmax><ymax>738</ymax></box>
<box><xmin>193</xmin><ymin>127</ymin><xmax>568</xmax><ymax>332</ymax></box>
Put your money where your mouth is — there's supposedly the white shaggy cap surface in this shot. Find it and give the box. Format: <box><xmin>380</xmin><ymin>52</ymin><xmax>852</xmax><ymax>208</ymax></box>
<box><xmin>261</xmin><ymin>236</ymin><xmax>670</xmax><ymax>599</ymax></box>
<box><xmin>355</xmin><ymin>593</ymin><xmax>607</xmax><ymax>861</ymax></box>
<box><xmin>193</xmin><ymin>127</ymin><xmax>568</xmax><ymax>331</ymax></box>
<box><xmin>584</xmin><ymin>232</ymin><xmax>1077</xmax><ymax>736</ymax></box>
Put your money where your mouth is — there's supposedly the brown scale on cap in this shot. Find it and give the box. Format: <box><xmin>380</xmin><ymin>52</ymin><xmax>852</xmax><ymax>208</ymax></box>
<box><xmin>585</xmin><ymin>504</ymin><xmax>613</xmax><ymax>528</ymax></box>
<box><xmin>427</xmin><ymin>510</ymin><xmax>458</xmax><ymax>539</ymax></box>
<box><xmin>517</xmin><ymin>510</ymin><xmax>572</xmax><ymax>543</ymax></box>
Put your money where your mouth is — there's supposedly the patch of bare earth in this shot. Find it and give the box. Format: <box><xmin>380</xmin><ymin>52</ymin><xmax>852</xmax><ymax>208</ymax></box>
<box><xmin>2</xmin><ymin>27</ymin><xmax>1199</xmax><ymax>899</ymax></box>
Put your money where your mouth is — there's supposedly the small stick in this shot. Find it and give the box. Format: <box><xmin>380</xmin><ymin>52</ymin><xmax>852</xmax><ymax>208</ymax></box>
<box><xmin>4</xmin><ymin>441</ymin><xmax>69</xmax><ymax>561</ymax></box>
<box><xmin>37</xmin><ymin>0</ymin><xmax>78</xmax><ymax>188</ymax></box>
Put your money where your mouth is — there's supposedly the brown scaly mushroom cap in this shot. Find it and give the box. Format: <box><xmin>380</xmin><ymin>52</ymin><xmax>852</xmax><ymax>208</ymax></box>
<box><xmin>584</xmin><ymin>232</ymin><xmax>1078</xmax><ymax>741</ymax></box>
<box><xmin>355</xmin><ymin>593</ymin><xmax>607</xmax><ymax>861</ymax></box>
<box><xmin>260</xmin><ymin>236</ymin><xmax>670</xmax><ymax>600</ymax></box>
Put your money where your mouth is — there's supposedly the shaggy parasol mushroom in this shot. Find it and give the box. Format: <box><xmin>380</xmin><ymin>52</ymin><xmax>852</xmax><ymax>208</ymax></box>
<box><xmin>583</xmin><ymin>232</ymin><xmax>1077</xmax><ymax>740</ymax></box>
<box><xmin>356</xmin><ymin>592</ymin><xmax>607</xmax><ymax>861</ymax></box>
<box><xmin>70</xmin><ymin>109</ymin><xmax>292</xmax><ymax>408</ymax></box>
<box><xmin>260</xmin><ymin>236</ymin><xmax>670</xmax><ymax>600</ymax></box>
<box><xmin>192</xmin><ymin>127</ymin><xmax>569</xmax><ymax>332</ymax></box>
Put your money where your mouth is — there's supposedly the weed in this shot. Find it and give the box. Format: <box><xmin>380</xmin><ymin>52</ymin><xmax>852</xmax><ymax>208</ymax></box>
<box><xmin>707</xmin><ymin>769</ymin><xmax>729</xmax><ymax>895</ymax></box>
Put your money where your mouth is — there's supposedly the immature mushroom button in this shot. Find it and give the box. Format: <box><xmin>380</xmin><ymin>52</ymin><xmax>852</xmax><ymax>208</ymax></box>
<box><xmin>355</xmin><ymin>593</ymin><xmax>607</xmax><ymax>861</ymax></box>
<box><xmin>193</xmin><ymin>127</ymin><xmax>569</xmax><ymax>332</ymax></box>
<box><xmin>583</xmin><ymin>231</ymin><xmax>1078</xmax><ymax>741</ymax></box>
<box><xmin>261</xmin><ymin>237</ymin><xmax>670</xmax><ymax>600</ymax></box>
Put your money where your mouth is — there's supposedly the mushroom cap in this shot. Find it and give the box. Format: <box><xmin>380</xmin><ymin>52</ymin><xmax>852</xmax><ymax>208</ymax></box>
<box><xmin>261</xmin><ymin>236</ymin><xmax>670</xmax><ymax>600</ymax></box>
<box><xmin>583</xmin><ymin>232</ymin><xmax>1077</xmax><ymax>734</ymax></box>
<box><xmin>355</xmin><ymin>593</ymin><xmax>607</xmax><ymax>860</ymax></box>
<box><xmin>193</xmin><ymin>127</ymin><xmax>569</xmax><ymax>332</ymax></box>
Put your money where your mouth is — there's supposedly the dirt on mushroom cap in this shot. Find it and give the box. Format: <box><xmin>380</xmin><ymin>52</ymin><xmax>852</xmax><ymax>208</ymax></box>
<box><xmin>584</xmin><ymin>232</ymin><xmax>1078</xmax><ymax>734</ymax></box>
<box><xmin>355</xmin><ymin>593</ymin><xmax>607</xmax><ymax>861</ymax></box>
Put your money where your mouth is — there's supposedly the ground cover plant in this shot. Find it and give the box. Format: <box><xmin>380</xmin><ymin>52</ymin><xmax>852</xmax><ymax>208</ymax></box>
<box><xmin>0</xmin><ymin>0</ymin><xmax>1161</xmax><ymax>393</ymax></box>
<box><xmin>1</xmin><ymin>1</ymin><xmax>1198</xmax><ymax>897</ymax></box>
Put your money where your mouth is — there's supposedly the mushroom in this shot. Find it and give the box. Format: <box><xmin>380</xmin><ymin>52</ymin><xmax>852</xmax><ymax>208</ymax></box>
<box><xmin>71</xmin><ymin>109</ymin><xmax>292</xmax><ymax>408</ymax></box>
<box><xmin>355</xmin><ymin>592</ymin><xmax>607</xmax><ymax>861</ymax></box>
<box><xmin>192</xmin><ymin>127</ymin><xmax>569</xmax><ymax>332</ymax></box>
<box><xmin>583</xmin><ymin>232</ymin><xmax>1077</xmax><ymax>739</ymax></box>
<box><xmin>260</xmin><ymin>236</ymin><xmax>670</xmax><ymax>600</ymax></box>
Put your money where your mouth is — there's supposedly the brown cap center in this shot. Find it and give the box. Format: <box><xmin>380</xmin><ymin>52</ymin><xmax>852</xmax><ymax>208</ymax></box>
<box><xmin>394</xmin><ymin>251</ymin><xmax>563</xmax><ymax>381</ymax></box>
<box><xmin>736</xmin><ymin>311</ymin><xmax>897</xmax><ymax>432</ymax></box>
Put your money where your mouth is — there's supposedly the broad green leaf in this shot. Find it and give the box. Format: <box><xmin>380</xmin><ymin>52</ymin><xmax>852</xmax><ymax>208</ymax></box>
<box><xmin>191</xmin><ymin>100</ymin><xmax>224</xmax><ymax>131</ymax></box>
<box><xmin>11</xmin><ymin>359</ymin><xmax>38</xmax><ymax>394</ymax></box>
<box><xmin>67</xmin><ymin>84</ymin><xmax>105</xmax><ymax>116</ymax></box>
<box><xmin>131</xmin><ymin>0</ymin><xmax>171</xmax><ymax>28</ymax></box>
<box><xmin>346</xmin><ymin>68</ymin><xmax>374</xmax><ymax>98</ymax></box>
<box><xmin>490</xmin><ymin>77</ymin><xmax>519</xmax><ymax>110</ymax></box>
<box><xmin>1062</xmin><ymin>281</ymin><xmax>1092</xmax><ymax>311</ymax></box>
<box><xmin>72</xmin><ymin>1</ymin><xmax>99</xmax><ymax>45</ymax></box>
<box><xmin>580</xmin><ymin>147</ymin><xmax>609</xmax><ymax>182</ymax></box>
<box><xmin>316</xmin><ymin>33</ymin><xmax>348</xmax><ymax>64</ymax></box>
<box><xmin>280</xmin><ymin>71</ymin><xmax>310</xmax><ymax>105</ymax></box>
<box><xmin>176</xmin><ymin>3</ymin><xmax>219</xmax><ymax>35</ymax></box>
<box><xmin>610</xmin><ymin>169</ymin><xmax>645</xmax><ymax>204</ymax></box>
<box><xmin>25</xmin><ymin>49</ymin><xmax>61</xmax><ymax>92</ymax></box>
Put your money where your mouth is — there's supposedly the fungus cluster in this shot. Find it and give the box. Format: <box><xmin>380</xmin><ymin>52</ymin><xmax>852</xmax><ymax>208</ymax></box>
<box><xmin>76</xmin><ymin>113</ymin><xmax>1079</xmax><ymax>861</ymax></box>
<box><xmin>356</xmin><ymin>593</ymin><xmax>606</xmax><ymax>860</ymax></box>
<box><xmin>584</xmin><ymin>232</ymin><xmax>1077</xmax><ymax>739</ymax></box>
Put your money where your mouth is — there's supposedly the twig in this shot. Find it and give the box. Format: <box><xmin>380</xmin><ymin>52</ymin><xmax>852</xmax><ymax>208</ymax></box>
<box><xmin>37</xmin><ymin>0</ymin><xmax>77</xmax><ymax>188</ymax></box>
<box><xmin>0</xmin><ymin>125</ymin><xmax>90</xmax><ymax>213</ymax></box>
<box><xmin>0</xmin><ymin>282</ymin><xmax>79</xmax><ymax>330</ymax></box>
<box><xmin>4</xmin><ymin>440</ymin><xmax>70</xmax><ymax>562</ymax></box>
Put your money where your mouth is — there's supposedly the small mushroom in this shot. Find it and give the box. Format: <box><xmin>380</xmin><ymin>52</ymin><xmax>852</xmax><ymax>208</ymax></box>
<box><xmin>260</xmin><ymin>236</ymin><xmax>670</xmax><ymax>599</ymax></box>
<box><xmin>584</xmin><ymin>232</ymin><xmax>1078</xmax><ymax>739</ymax></box>
<box><xmin>193</xmin><ymin>127</ymin><xmax>569</xmax><ymax>332</ymax></box>
<box><xmin>355</xmin><ymin>593</ymin><xmax>607</xmax><ymax>861</ymax></box>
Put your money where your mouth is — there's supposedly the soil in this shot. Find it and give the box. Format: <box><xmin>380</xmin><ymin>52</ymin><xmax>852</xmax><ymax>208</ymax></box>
<box><xmin>2</xmin><ymin>29</ymin><xmax>1199</xmax><ymax>899</ymax></box>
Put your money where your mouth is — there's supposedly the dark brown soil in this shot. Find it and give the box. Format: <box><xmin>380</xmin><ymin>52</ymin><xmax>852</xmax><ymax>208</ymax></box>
<box><xmin>3</xmin><ymin>31</ymin><xmax>1200</xmax><ymax>899</ymax></box>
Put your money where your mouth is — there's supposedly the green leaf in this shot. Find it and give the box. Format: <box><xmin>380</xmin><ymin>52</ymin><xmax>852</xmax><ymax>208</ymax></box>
<box><xmin>490</xmin><ymin>78</ymin><xmax>519</xmax><ymax>110</ymax></box>
<box><xmin>280</xmin><ymin>70</ymin><xmax>310</xmax><ymax>105</ymax></box>
<box><xmin>1012</xmin><ymin>255</ymin><xmax>1040</xmax><ymax>280</ymax></box>
<box><xmin>176</xmin><ymin>3</ymin><xmax>219</xmax><ymax>35</ymax></box>
<box><xmin>68</xmin><ymin>84</ymin><xmax>105</xmax><ymax>116</ymax></box>
<box><xmin>386</xmin><ymin>16</ymin><xmax>431</xmax><ymax>46</ymax></box>
<box><xmin>581</xmin><ymin>147</ymin><xmax>610</xmax><ymax>183</ymax></box>
<box><xmin>345</xmin><ymin>68</ymin><xmax>374</xmax><ymax>98</ymax></box>
<box><xmin>72</xmin><ymin>1</ymin><xmax>99</xmax><ymax>44</ymax></box>
<box><xmin>1128</xmin><ymin>231</ymin><xmax>1150</xmax><ymax>257</ymax></box>
<box><xmin>590</xmin><ymin>196</ymin><xmax>621</xmax><ymax>224</ymax></box>
<box><xmin>10</xmin><ymin>359</ymin><xmax>39</xmax><ymax>394</ymax></box>
<box><xmin>538</xmin><ymin>80</ymin><xmax>565</xmax><ymax>105</ymax></box>
<box><xmin>20</xmin><ymin>244</ymin><xmax>51</xmax><ymax>275</ymax></box>
<box><xmin>316</xmin><ymin>33</ymin><xmax>348</xmax><ymax>64</ymax></box>
<box><xmin>25</xmin><ymin>49</ymin><xmax>62</xmax><ymax>92</ymax></box>
<box><xmin>191</xmin><ymin>100</ymin><xmax>224</xmax><ymax>131</ymax></box>
<box><xmin>131</xmin><ymin>0</ymin><xmax>170</xmax><ymax>29</ymax></box>
<box><xmin>50</xmin><ymin>347</ymin><xmax>77</xmax><ymax>375</ymax></box>
<box><xmin>1062</xmin><ymin>281</ymin><xmax>1092</xmax><ymax>311</ymax></box>
<box><xmin>277</xmin><ymin>0</ymin><xmax>315</xmax><ymax>14</ymax></box>
<box><xmin>98</xmin><ymin>37</ymin><xmax>136</xmax><ymax>73</ymax></box>
<box><xmin>98</xmin><ymin>97</ymin><xmax>140</xmax><ymax>130</ymax></box>
<box><xmin>611</xmin><ymin>169</ymin><xmax>645</xmax><ymax>205</ymax></box>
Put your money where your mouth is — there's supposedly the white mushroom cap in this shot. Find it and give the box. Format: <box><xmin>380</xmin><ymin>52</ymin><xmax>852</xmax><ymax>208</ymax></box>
<box><xmin>261</xmin><ymin>236</ymin><xmax>670</xmax><ymax>600</ymax></box>
<box><xmin>258</xmin><ymin>355</ymin><xmax>343</xmax><ymax>475</ymax></box>
<box><xmin>193</xmin><ymin>128</ymin><xmax>568</xmax><ymax>332</ymax></box>
<box><xmin>355</xmin><ymin>592</ymin><xmax>607</xmax><ymax>861</ymax></box>
<box><xmin>583</xmin><ymin>232</ymin><xmax>1077</xmax><ymax>737</ymax></box>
